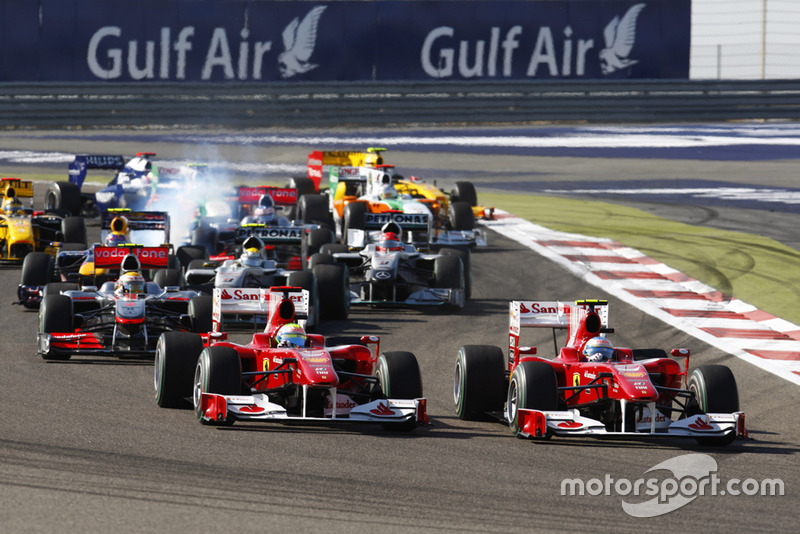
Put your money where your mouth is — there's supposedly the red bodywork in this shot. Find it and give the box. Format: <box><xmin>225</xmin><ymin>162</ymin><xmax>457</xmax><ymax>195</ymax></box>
<box><xmin>508</xmin><ymin>300</ymin><xmax>687</xmax><ymax>411</ymax></box>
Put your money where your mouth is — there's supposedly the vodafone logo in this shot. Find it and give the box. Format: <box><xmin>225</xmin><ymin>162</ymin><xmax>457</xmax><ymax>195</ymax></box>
<box><xmin>308</xmin><ymin>158</ymin><xmax>322</xmax><ymax>166</ymax></box>
<box><xmin>239</xmin><ymin>404</ymin><xmax>265</xmax><ymax>414</ymax></box>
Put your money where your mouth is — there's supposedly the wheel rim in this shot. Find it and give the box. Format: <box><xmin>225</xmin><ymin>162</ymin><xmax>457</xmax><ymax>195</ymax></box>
<box><xmin>453</xmin><ymin>359</ymin><xmax>463</xmax><ymax>406</ymax></box>
<box><xmin>507</xmin><ymin>378</ymin><xmax>518</xmax><ymax>424</ymax></box>
<box><xmin>153</xmin><ymin>344</ymin><xmax>163</xmax><ymax>395</ymax></box>
<box><xmin>193</xmin><ymin>360</ymin><xmax>205</xmax><ymax>417</ymax></box>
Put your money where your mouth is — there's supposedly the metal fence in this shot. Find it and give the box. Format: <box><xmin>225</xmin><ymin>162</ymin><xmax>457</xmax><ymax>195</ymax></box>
<box><xmin>2</xmin><ymin>80</ymin><xmax>800</xmax><ymax>127</ymax></box>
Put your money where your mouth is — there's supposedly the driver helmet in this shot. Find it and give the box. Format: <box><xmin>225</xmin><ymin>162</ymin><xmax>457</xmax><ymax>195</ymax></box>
<box><xmin>253</xmin><ymin>194</ymin><xmax>276</xmax><ymax>222</ymax></box>
<box><xmin>115</xmin><ymin>271</ymin><xmax>146</xmax><ymax>296</ymax></box>
<box><xmin>380</xmin><ymin>184</ymin><xmax>397</xmax><ymax>200</ymax></box>
<box><xmin>2</xmin><ymin>196</ymin><xmax>23</xmax><ymax>215</ymax></box>
<box><xmin>242</xmin><ymin>247</ymin><xmax>263</xmax><ymax>267</ymax></box>
<box><xmin>105</xmin><ymin>232</ymin><xmax>128</xmax><ymax>245</ymax></box>
<box><xmin>377</xmin><ymin>232</ymin><xmax>404</xmax><ymax>252</ymax></box>
<box><xmin>582</xmin><ymin>336</ymin><xmax>615</xmax><ymax>362</ymax></box>
<box><xmin>275</xmin><ymin>323</ymin><xmax>307</xmax><ymax>348</ymax></box>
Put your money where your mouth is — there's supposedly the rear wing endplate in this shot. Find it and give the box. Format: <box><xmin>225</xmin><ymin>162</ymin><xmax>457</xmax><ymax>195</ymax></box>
<box><xmin>68</xmin><ymin>155</ymin><xmax>125</xmax><ymax>189</ymax></box>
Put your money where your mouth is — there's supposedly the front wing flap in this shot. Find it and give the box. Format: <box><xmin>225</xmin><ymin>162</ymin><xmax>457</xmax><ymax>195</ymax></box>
<box><xmin>200</xmin><ymin>392</ymin><xmax>426</xmax><ymax>426</ymax></box>
<box><xmin>516</xmin><ymin>408</ymin><xmax>745</xmax><ymax>441</ymax></box>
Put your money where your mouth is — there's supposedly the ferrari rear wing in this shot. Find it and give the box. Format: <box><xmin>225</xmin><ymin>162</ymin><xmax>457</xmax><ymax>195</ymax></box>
<box><xmin>509</xmin><ymin>300</ymin><xmax>611</xmax><ymax>361</ymax></box>
<box><xmin>211</xmin><ymin>286</ymin><xmax>310</xmax><ymax>333</ymax></box>
<box><xmin>68</xmin><ymin>154</ymin><xmax>126</xmax><ymax>189</ymax></box>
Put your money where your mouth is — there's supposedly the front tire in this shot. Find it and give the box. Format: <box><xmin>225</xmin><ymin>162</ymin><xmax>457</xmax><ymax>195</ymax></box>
<box><xmin>39</xmin><ymin>294</ymin><xmax>74</xmax><ymax>360</ymax></box>
<box><xmin>687</xmin><ymin>365</ymin><xmax>739</xmax><ymax>446</ymax></box>
<box><xmin>193</xmin><ymin>346</ymin><xmax>242</xmax><ymax>425</ymax></box>
<box><xmin>454</xmin><ymin>345</ymin><xmax>506</xmax><ymax>420</ymax></box>
<box><xmin>507</xmin><ymin>361</ymin><xmax>558</xmax><ymax>438</ymax></box>
<box><xmin>154</xmin><ymin>332</ymin><xmax>205</xmax><ymax>408</ymax></box>
<box><xmin>375</xmin><ymin>351</ymin><xmax>423</xmax><ymax>431</ymax></box>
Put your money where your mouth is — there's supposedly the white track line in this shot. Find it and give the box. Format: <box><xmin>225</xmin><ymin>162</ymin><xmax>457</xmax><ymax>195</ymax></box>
<box><xmin>484</xmin><ymin>210</ymin><xmax>800</xmax><ymax>386</ymax></box>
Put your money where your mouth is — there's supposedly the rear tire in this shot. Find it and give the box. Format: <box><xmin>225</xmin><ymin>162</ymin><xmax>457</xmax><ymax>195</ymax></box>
<box><xmin>507</xmin><ymin>361</ymin><xmax>558</xmax><ymax>438</ymax></box>
<box><xmin>20</xmin><ymin>252</ymin><xmax>54</xmax><ymax>309</ymax></box>
<box><xmin>287</xmin><ymin>270</ymin><xmax>318</xmax><ymax>328</ymax></box>
<box><xmin>306</xmin><ymin>227</ymin><xmax>335</xmax><ymax>257</ymax></box>
<box><xmin>450</xmin><ymin>201</ymin><xmax>475</xmax><ymax>231</ymax></box>
<box><xmin>153</xmin><ymin>268</ymin><xmax>182</xmax><ymax>288</ymax></box>
<box><xmin>154</xmin><ymin>332</ymin><xmax>205</xmax><ymax>408</ymax></box>
<box><xmin>342</xmin><ymin>201</ymin><xmax>367</xmax><ymax>238</ymax></box>
<box><xmin>451</xmin><ymin>181</ymin><xmax>478</xmax><ymax>207</ymax></box>
<box><xmin>313</xmin><ymin>263</ymin><xmax>349</xmax><ymax>320</ymax></box>
<box><xmin>454</xmin><ymin>345</ymin><xmax>506</xmax><ymax>420</ymax></box>
<box><xmin>194</xmin><ymin>346</ymin><xmax>242</xmax><ymax>425</ymax></box>
<box><xmin>189</xmin><ymin>295</ymin><xmax>213</xmax><ymax>333</ymax></box>
<box><xmin>46</xmin><ymin>182</ymin><xmax>82</xmax><ymax>216</ymax></box>
<box><xmin>61</xmin><ymin>217</ymin><xmax>87</xmax><ymax>247</ymax></box>
<box><xmin>375</xmin><ymin>351</ymin><xmax>423</xmax><ymax>431</ymax></box>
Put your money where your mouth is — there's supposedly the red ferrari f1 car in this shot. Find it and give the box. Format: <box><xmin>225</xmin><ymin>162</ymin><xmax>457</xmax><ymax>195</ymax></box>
<box><xmin>454</xmin><ymin>299</ymin><xmax>746</xmax><ymax>445</ymax></box>
<box><xmin>154</xmin><ymin>285</ymin><xmax>427</xmax><ymax>431</ymax></box>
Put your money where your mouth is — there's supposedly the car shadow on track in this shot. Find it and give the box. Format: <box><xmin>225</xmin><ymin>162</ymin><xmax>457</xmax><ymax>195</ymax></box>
<box><xmin>42</xmin><ymin>357</ymin><xmax>152</xmax><ymax>366</ymax></box>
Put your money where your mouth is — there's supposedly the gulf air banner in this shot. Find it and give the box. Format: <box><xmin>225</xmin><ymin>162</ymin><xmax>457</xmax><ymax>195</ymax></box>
<box><xmin>1</xmin><ymin>0</ymin><xmax>689</xmax><ymax>82</ymax></box>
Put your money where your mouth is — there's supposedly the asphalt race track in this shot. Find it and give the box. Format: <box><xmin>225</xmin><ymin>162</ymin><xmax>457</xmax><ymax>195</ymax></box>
<box><xmin>0</xmin><ymin>127</ymin><xmax>796</xmax><ymax>533</ymax></box>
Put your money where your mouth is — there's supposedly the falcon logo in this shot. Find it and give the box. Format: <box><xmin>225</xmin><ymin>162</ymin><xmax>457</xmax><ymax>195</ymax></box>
<box><xmin>370</xmin><ymin>402</ymin><xmax>395</xmax><ymax>417</ymax></box>
<box><xmin>278</xmin><ymin>5</ymin><xmax>327</xmax><ymax>78</ymax></box>
<box><xmin>599</xmin><ymin>3</ymin><xmax>646</xmax><ymax>75</ymax></box>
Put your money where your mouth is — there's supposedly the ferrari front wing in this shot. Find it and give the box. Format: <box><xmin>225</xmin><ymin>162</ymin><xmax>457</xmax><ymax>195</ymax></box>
<box><xmin>199</xmin><ymin>392</ymin><xmax>428</xmax><ymax>427</ymax></box>
<box><xmin>516</xmin><ymin>407</ymin><xmax>746</xmax><ymax>441</ymax></box>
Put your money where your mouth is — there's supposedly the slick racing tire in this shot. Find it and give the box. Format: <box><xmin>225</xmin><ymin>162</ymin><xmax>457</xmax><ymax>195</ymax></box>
<box><xmin>454</xmin><ymin>345</ymin><xmax>506</xmax><ymax>420</ymax></box>
<box><xmin>287</xmin><ymin>270</ymin><xmax>319</xmax><ymax>328</ymax></box>
<box><xmin>440</xmin><ymin>246</ymin><xmax>472</xmax><ymax>300</ymax></box>
<box><xmin>42</xmin><ymin>282</ymin><xmax>79</xmax><ymax>298</ymax></box>
<box><xmin>298</xmin><ymin>194</ymin><xmax>333</xmax><ymax>231</ymax></box>
<box><xmin>39</xmin><ymin>294</ymin><xmax>74</xmax><ymax>361</ymax></box>
<box><xmin>313</xmin><ymin>263</ymin><xmax>349</xmax><ymax>320</ymax></box>
<box><xmin>434</xmin><ymin>255</ymin><xmax>465</xmax><ymax>309</ymax></box>
<box><xmin>46</xmin><ymin>182</ymin><xmax>81</xmax><ymax>216</ymax></box>
<box><xmin>20</xmin><ymin>252</ymin><xmax>54</xmax><ymax>309</ymax></box>
<box><xmin>375</xmin><ymin>351</ymin><xmax>423</xmax><ymax>432</ymax></box>
<box><xmin>288</xmin><ymin>177</ymin><xmax>318</xmax><ymax>219</ymax></box>
<box><xmin>449</xmin><ymin>201</ymin><xmax>475</xmax><ymax>231</ymax></box>
<box><xmin>451</xmin><ymin>181</ymin><xmax>478</xmax><ymax>207</ymax></box>
<box><xmin>192</xmin><ymin>224</ymin><xmax>219</xmax><ymax>256</ymax></box>
<box><xmin>507</xmin><ymin>361</ymin><xmax>558</xmax><ymax>439</ymax></box>
<box><xmin>176</xmin><ymin>245</ymin><xmax>207</xmax><ymax>272</ymax></box>
<box><xmin>154</xmin><ymin>332</ymin><xmax>205</xmax><ymax>409</ymax></box>
<box><xmin>61</xmin><ymin>216</ymin><xmax>87</xmax><ymax>247</ymax></box>
<box><xmin>153</xmin><ymin>268</ymin><xmax>182</xmax><ymax>289</ymax></box>
<box><xmin>342</xmin><ymin>201</ymin><xmax>367</xmax><ymax>237</ymax></box>
<box><xmin>194</xmin><ymin>346</ymin><xmax>242</xmax><ymax>425</ymax></box>
<box><xmin>188</xmin><ymin>295</ymin><xmax>214</xmax><ymax>333</ymax></box>
<box><xmin>687</xmin><ymin>365</ymin><xmax>740</xmax><ymax>446</ymax></box>
<box><xmin>305</xmin><ymin>227</ymin><xmax>335</xmax><ymax>258</ymax></box>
